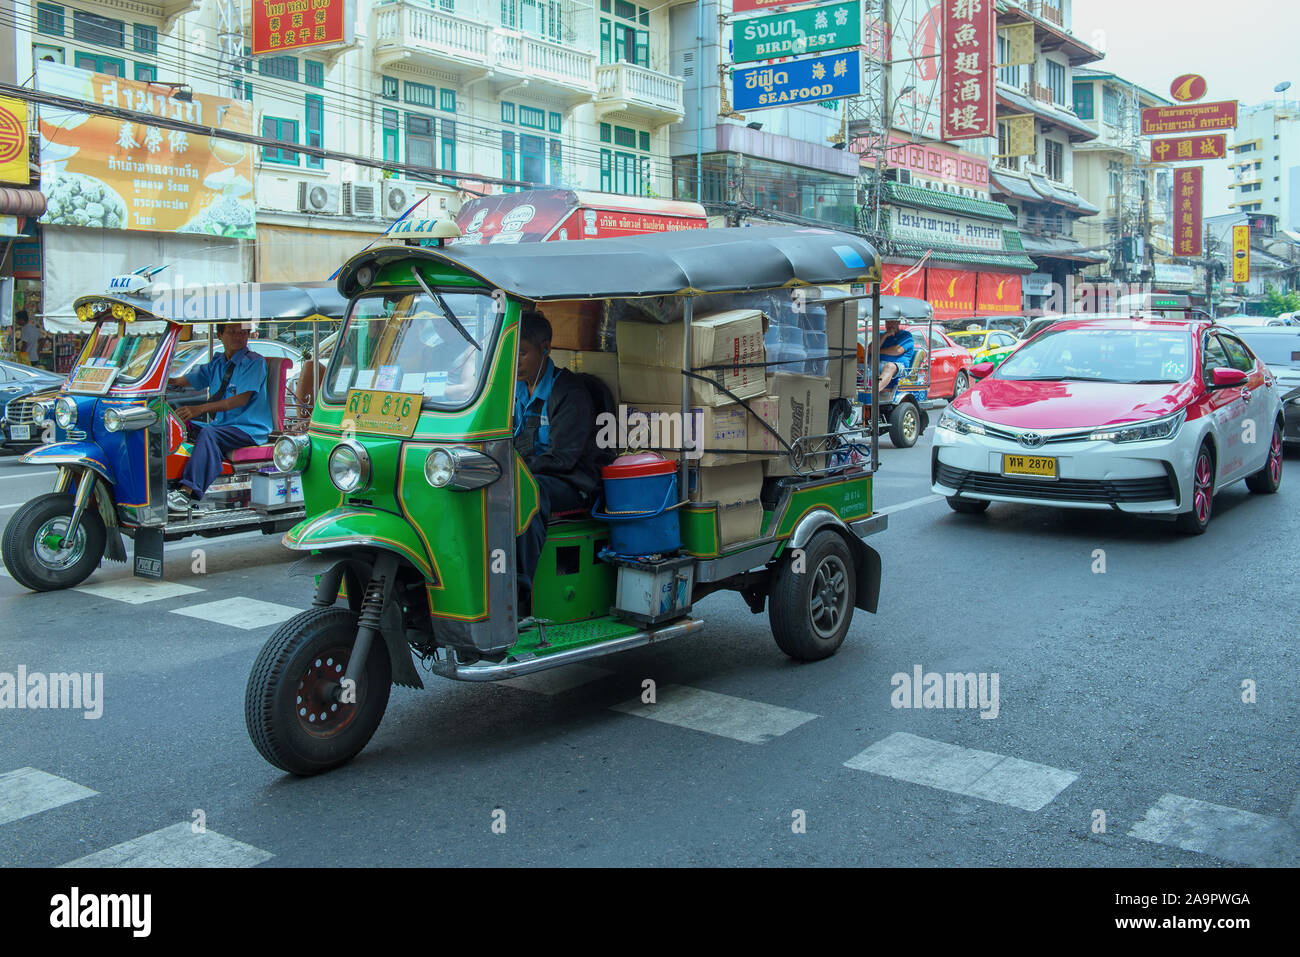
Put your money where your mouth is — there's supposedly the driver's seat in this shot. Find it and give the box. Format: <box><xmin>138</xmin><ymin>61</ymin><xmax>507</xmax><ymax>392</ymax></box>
<box><xmin>226</xmin><ymin>356</ymin><xmax>291</xmax><ymax>468</ymax></box>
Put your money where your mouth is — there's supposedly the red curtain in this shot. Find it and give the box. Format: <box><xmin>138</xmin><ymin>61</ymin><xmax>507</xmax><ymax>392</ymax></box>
<box><xmin>975</xmin><ymin>273</ymin><xmax>1024</xmax><ymax>315</ymax></box>
<box><xmin>926</xmin><ymin>267</ymin><xmax>977</xmax><ymax>319</ymax></box>
<box><xmin>881</xmin><ymin>263</ymin><xmax>926</xmax><ymax>298</ymax></box>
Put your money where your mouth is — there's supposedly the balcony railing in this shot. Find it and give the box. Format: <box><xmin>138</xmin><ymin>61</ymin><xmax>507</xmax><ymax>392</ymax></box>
<box><xmin>1028</xmin><ymin>1</ymin><xmax>1065</xmax><ymax>27</ymax></box>
<box><xmin>374</xmin><ymin>3</ymin><xmax>490</xmax><ymax>66</ymax></box>
<box><xmin>596</xmin><ymin>62</ymin><xmax>684</xmax><ymax>120</ymax></box>
<box><xmin>494</xmin><ymin>31</ymin><xmax>595</xmax><ymax>92</ymax></box>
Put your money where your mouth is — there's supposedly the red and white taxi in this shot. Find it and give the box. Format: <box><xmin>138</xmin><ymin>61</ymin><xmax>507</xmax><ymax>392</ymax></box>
<box><xmin>931</xmin><ymin>319</ymin><xmax>1284</xmax><ymax>533</ymax></box>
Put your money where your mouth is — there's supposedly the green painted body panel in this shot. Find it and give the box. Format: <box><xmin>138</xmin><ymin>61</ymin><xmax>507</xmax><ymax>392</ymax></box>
<box><xmin>680</xmin><ymin>505</ymin><xmax>721</xmax><ymax>557</ymax></box>
<box><xmin>531</xmin><ymin>519</ymin><xmax>616</xmax><ymax>624</ymax></box>
<box><xmin>286</xmin><ymin>506</ymin><xmax>433</xmax><ymax>577</ymax></box>
<box><xmin>507</xmin><ymin>615</ymin><xmax>641</xmax><ymax>659</ymax></box>
<box><xmin>773</xmin><ymin>475</ymin><xmax>873</xmax><ymax>539</ymax></box>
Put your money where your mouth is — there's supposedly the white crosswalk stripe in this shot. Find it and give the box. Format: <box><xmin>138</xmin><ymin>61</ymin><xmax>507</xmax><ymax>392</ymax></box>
<box><xmin>844</xmin><ymin>732</ymin><xmax>1078</xmax><ymax>811</ymax></box>
<box><xmin>61</xmin><ymin>822</ymin><xmax>274</xmax><ymax>868</ymax></box>
<box><xmin>610</xmin><ymin>684</ymin><xmax>818</xmax><ymax>744</ymax></box>
<box><xmin>76</xmin><ymin>580</ymin><xmax>204</xmax><ymax>604</ymax></box>
<box><xmin>0</xmin><ymin>767</ymin><xmax>98</xmax><ymax>826</ymax></box>
<box><xmin>170</xmin><ymin>597</ymin><xmax>303</xmax><ymax>630</ymax></box>
<box><xmin>1127</xmin><ymin>793</ymin><xmax>1295</xmax><ymax>865</ymax></box>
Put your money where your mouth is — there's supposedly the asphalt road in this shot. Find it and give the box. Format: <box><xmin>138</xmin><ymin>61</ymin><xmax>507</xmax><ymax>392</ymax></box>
<box><xmin>1</xmin><ymin>434</ymin><xmax>1297</xmax><ymax>868</ymax></box>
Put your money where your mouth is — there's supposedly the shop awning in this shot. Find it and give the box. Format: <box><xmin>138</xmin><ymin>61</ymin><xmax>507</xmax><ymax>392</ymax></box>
<box><xmin>989</xmin><ymin>172</ymin><xmax>1041</xmax><ymax>204</ymax></box>
<box><xmin>889</xmin><ymin>239</ymin><xmax>1038</xmax><ymax>272</ymax></box>
<box><xmin>1025</xmin><ymin>174</ymin><xmax>1102</xmax><ymax>215</ymax></box>
<box><xmin>882</xmin><ymin>181</ymin><xmax>1017</xmax><ymax>222</ymax></box>
<box><xmin>1019</xmin><ymin>234</ymin><xmax>1108</xmax><ymax>264</ymax></box>
<box><xmin>0</xmin><ymin>187</ymin><xmax>46</xmax><ymax>217</ymax></box>
<box><xmin>255</xmin><ymin>224</ymin><xmax>386</xmax><ymax>283</ymax></box>
<box><xmin>996</xmin><ymin>88</ymin><xmax>1098</xmax><ymax>142</ymax></box>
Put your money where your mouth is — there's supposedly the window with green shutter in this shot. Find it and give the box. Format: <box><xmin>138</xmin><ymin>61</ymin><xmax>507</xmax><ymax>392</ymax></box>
<box><xmin>262</xmin><ymin>117</ymin><xmax>299</xmax><ymax>165</ymax></box>
<box><xmin>503</xmin><ymin>131</ymin><xmax>516</xmax><ymax>188</ymax></box>
<box><xmin>613</xmin><ymin>125</ymin><xmax>636</xmax><ymax>148</ymax></box>
<box><xmin>638</xmin><ymin>131</ymin><xmax>649</xmax><ymax>151</ymax></box>
<box><xmin>305</xmin><ymin>94</ymin><xmax>323</xmax><ymax>169</ymax></box>
<box><xmin>133</xmin><ymin>23</ymin><xmax>156</xmax><ymax>53</ymax></box>
<box><xmin>134</xmin><ymin>62</ymin><xmax>156</xmax><ymax>82</ymax></box>
<box><xmin>73</xmin><ymin>11</ymin><xmax>124</xmax><ymax>47</ymax></box>
<box><xmin>382</xmin><ymin>109</ymin><xmax>399</xmax><ymax>162</ymax></box>
<box><xmin>519</xmin><ymin>106</ymin><xmax>545</xmax><ymax>129</ymax></box>
<box><xmin>37</xmin><ymin>4</ymin><xmax>64</xmax><ymax>36</ymax></box>
<box><xmin>549</xmin><ymin>139</ymin><xmax>562</xmax><ymax>185</ymax></box>
<box><xmin>502</xmin><ymin>102</ymin><xmax>515</xmax><ymax>124</ymax></box>
<box><xmin>382</xmin><ymin>76</ymin><xmax>399</xmax><ymax>100</ymax></box>
<box><xmin>441</xmin><ymin>119</ymin><xmax>456</xmax><ymax>184</ymax></box>
<box><xmin>1073</xmin><ymin>83</ymin><xmax>1094</xmax><ymax>120</ymax></box>
<box><xmin>305</xmin><ymin>60</ymin><xmax>324</xmax><ymax>87</ymax></box>
<box><xmin>599</xmin><ymin>123</ymin><xmax>611</xmax><ymax>143</ymax></box>
<box><xmin>407</xmin><ymin>114</ymin><xmax>435</xmax><ymax>171</ymax></box>
<box><xmin>259</xmin><ymin>55</ymin><xmax>298</xmax><ymax>81</ymax></box>
<box><xmin>600</xmin><ymin>149</ymin><xmax>611</xmax><ymax>191</ymax></box>
<box><xmin>73</xmin><ymin>52</ymin><xmax>124</xmax><ymax>76</ymax></box>
<box><xmin>404</xmin><ymin>81</ymin><xmax>437</xmax><ymax>108</ymax></box>
<box><xmin>440</xmin><ymin>89</ymin><xmax>456</xmax><ymax>112</ymax></box>
<box><xmin>549</xmin><ymin>112</ymin><xmax>561</xmax><ymax>133</ymax></box>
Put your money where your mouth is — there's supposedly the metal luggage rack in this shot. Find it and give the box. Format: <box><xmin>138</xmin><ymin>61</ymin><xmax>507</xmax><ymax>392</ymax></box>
<box><xmin>786</xmin><ymin>430</ymin><xmax>872</xmax><ymax>477</ymax></box>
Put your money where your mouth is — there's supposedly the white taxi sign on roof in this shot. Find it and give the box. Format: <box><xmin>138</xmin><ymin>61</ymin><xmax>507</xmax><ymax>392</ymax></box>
<box><xmin>106</xmin><ymin>273</ymin><xmax>153</xmax><ymax>296</ymax></box>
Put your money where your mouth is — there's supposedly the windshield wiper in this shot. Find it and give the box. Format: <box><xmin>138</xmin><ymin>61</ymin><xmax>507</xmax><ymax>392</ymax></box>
<box><xmin>411</xmin><ymin>270</ymin><xmax>482</xmax><ymax>353</ymax></box>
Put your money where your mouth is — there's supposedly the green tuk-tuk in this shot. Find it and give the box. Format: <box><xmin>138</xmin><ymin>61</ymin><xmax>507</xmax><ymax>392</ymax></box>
<box><xmin>245</xmin><ymin>225</ymin><xmax>890</xmax><ymax>775</ymax></box>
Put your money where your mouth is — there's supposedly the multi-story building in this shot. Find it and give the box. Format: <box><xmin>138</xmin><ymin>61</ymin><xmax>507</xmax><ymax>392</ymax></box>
<box><xmin>1227</xmin><ymin>100</ymin><xmax>1300</xmax><ymax>229</ymax></box>
<box><xmin>1070</xmin><ymin>68</ymin><xmax>1172</xmax><ymax>287</ymax></box>
<box><xmin>7</xmin><ymin>0</ymin><xmax>687</xmax><ymax>327</ymax></box>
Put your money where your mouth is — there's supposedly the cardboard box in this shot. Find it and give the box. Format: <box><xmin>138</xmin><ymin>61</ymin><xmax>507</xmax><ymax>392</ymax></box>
<box><xmin>717</xmin><ymin>500</ymin><xmax>764</xmax><ymax>547</ymax></box>
<box><xmin>622</xmin><ymin>397</ymin><xmax>778</xmax><ymax>466</ymax></box>
<box><xmin>541</xmin><ymin>300</ymin><xmax>602</xmax><ymax>351</ymax></box>
<box><xmin>617</xmin><ymin>309</ymin><xmax>767</xmax><ymax>407</ymax></box>
<box><xmin>550</xmin><ymin>348</ymin><xmax>619</xmax><ymax>406</ymax></box>
<box><xmin>688</xmin><ymin>460</ymin><xmax>764</xmax><ymax>506</ymax></box>
<box><xmin>764</xmin><ymin>372</ymin><xmax>831</xmax><ymax>477</ymax></box>
<box><xmin>825</xmin><ymin>298</ymin><xmax>859</xmax><ymax>399</ymax></box>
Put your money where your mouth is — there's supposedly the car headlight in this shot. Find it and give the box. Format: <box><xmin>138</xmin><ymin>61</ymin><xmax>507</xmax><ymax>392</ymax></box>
<box><xmin>1089</xmin><ymin>409</ymin><xmax>1185</xmax><ymax>443</ymax></box>
<box><xmin>937</xmin><ymin>408</ymin><xmax>986</xmax><ymax>436</ymax></box>
<box><xmin>103</xmin><ymin>408</ymin><xmax>122</xmax><ymax>432</ymax></box>
<box><xmin>274</xmin><ymin>434</ymin><xmax>311</xmax><ymax>473</ymax></box>
<box><xmin>423</xmin><ymin>447</ymin><xmax>501</xmax><ymax>490</ymax></box>
<box><xmin>54</xmin><ymin>396</ymin><xmax>78</xmax><ymax>430</ymax></box>
<box><xmin>424</xmin><ymin>448</ymin><xmax>454</xmax><ymax>488</ymax></box>
<box><xmin>328</xmin><ymin>441</ymin><xmax>370</xmax><ymax>492</ymax></box>
<box><xmin>103</xmin><ymin>405</ymin><xmax>157</xmax><ymax>433</ymax></box>
<box><xmin>31</xmin><ymin>401</ymin><xmax>49</xmax><ymax>424</ymax></box>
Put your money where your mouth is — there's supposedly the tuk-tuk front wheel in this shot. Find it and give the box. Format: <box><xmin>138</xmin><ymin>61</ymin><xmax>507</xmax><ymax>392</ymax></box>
<box><xmin>769</xmin><ymin>530</ymin><xmax>857</xmax><ymax>661</ymax></box>
<box><xmin>0</xmin><ymin>492</ymin><xmax>106</xmax><ymax>592</ymax></box>
<box><xmin>888</xmin><ymin>402</ymin><xmax>921</xmax><ymax>448</ymax></box>
<box><xmin>245</xmin><ymin>607</ymin><xmax>392</xmax><ymax>776</ymax></box>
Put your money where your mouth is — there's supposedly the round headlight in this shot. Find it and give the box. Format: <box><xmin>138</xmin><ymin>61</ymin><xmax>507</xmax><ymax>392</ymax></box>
<box><xmin>31</xmin><ymin>401</ymin><xmax>49</xmax><ymax>424</ymax></box>
<box><xmin>327</xmin><ymin>442</ymin><xmax>369</xmax><ymax>493</ymax></box>
<box><xmin>274</xmin><ymin>436</ymin><xmax>303</xmax><ymax>473</ymax></box>
<box><xmin>103</xmin><ymin>408</ymin><xmax>122</xmax><ymax>432</ymax></box>
<box><xmin>357</xmin><ymin>265</ymin><xmax>375</xmax><ymax>288</ymax></box>
<box><xmin>424</xmin><ymin>448</ymin><xmax>455</xmax><ymax>488</ymax></box>
<box><xmin>54</xmin><ymin>396</ymin><xmax>78</xmax><ymax>430</ymax></box>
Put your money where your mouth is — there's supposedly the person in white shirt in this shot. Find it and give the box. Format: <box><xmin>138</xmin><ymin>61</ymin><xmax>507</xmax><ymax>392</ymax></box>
<box><xmin>16</xmin><ymin>311</ymin><xmax>40</xmax><ymax>366</ymax></box>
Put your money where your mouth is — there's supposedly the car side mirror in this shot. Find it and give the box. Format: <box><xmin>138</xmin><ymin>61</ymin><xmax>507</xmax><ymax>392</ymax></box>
<box><xmin>970</xmin><ymin>361</ymin><xmax>995</xmax><ymax>379</ymax></box>
<box><xmin>1210</xmin><ymin>367</ymin><xmax>1248</xmax><ymax>388</ymax></box>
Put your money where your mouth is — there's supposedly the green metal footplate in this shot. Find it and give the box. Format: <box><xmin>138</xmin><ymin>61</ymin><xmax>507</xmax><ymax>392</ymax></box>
<box><xmin>508</xmin><ymin>615</ymin><xmax>642</xmax><ymax>659</ymax></box>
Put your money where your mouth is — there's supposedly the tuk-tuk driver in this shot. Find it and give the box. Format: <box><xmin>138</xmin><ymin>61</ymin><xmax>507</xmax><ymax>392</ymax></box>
<box><xmin>870</xmin><ymin>319</ymin><xmax>915</xmax><ymax>392</ymax></box>
<box><xmin>165</xmin><ymin>322</ymin><xmax>273</xmax><ymax>511</ymax></box>
<box><xmin>514</xmin><ymin>310</ymin><xmax>601</xmax><ymax>614</ymax></box>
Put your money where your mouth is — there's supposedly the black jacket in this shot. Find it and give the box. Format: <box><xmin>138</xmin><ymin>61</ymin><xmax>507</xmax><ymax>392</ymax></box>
<box><xmin>514</xmin><ymin>367</ymin><xmax>602</xmax><ymax>499</ymax></box>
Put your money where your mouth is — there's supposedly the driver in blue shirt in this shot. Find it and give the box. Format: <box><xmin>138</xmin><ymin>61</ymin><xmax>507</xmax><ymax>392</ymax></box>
<box><xmin>871</xmin><ymin>318</ymin><xmax>916</xmax><ymax>391</ymax></box>
<box><xmin>165</xmin><ymin>322</ymin><xmax>272</xmax><ymax>511</ymax></box>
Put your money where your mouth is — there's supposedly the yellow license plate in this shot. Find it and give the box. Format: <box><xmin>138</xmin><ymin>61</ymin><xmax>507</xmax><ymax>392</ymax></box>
<box><xmin>1002</xmin><ymin>454</ymin><xmax>1057</xmax><ymax>478</ymax></box>
<box><xmin>344</xmin><ymin>389</ymin><xmax>422</xmax><ymax>438</ymax></box>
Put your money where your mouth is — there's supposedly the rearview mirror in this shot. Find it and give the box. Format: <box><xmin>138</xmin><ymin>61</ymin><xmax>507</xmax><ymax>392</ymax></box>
<box><xmin>1210</xmin><ymin>367</ymin><xmax>1248</xmax><ymax>388</ymax></box>
<box><xmin>970</xmin><ymin>361</ymin><xmax>995</xmax><ymax>379</ymax></box>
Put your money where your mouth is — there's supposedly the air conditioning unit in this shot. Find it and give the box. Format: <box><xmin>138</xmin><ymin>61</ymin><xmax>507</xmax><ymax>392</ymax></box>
<box><xmin>297</xmin><ymin>181</ymin><xmax>340</xmax><ymax>214</ymax></box>
<box><xmin>382</xmin><ymin>179</ymin><xmax>449</xmax><ymax>218</ymax></box>
<box><xmin>342</xmin><ymin>181</ymin><xmax>378</xmax><ymax>218</ymax></box>
<box><xmin>897</xmin><ymin>169</ymin><xmax>912</xmax><ymax>186</ymax></box>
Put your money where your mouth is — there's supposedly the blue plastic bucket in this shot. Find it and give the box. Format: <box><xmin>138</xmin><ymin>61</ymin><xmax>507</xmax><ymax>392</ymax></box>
<box><xmin>591</xmin><ymin>454</ymin><xmax>681</xmax><ymax>557</ymax></box>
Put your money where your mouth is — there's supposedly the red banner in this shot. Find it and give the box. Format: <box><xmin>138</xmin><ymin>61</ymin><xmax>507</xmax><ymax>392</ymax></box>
<box><xmin>976</xmin><ymin>273</ymin><xmax>1023</xmax><ymax>315</ymax></box>
<box><xmin>1151</xmin><ymin>135</ymin><xmax>1226</xmax><ymax>163</ymax></box>
<box><xmin>927</xmin><ymin>267</ymin><xmax>977</xmax><ymax>319</ymax></box>
<box><xmin>881</xmin><ymin>263</ymin><xmax>926</xmax><ymax>299</ymax></box>
<box><xmin>252</xmin><ymin>0</ymin><xmax>350</xmax><ymax>55</ymax></box>
<box><xmin>940</xmin><ymin>0</ymin><xmax>995</xmax><ymax>141</ymax></box>
<box><xmin>1173</xmin><ymin>167</ymin><xmax>1203</xmax><ymax>258</ymax></box>
<box><xmin>1141</xmin><ymin>100</ymin><xmax>1237</xmax><ymax>136</ymax></box>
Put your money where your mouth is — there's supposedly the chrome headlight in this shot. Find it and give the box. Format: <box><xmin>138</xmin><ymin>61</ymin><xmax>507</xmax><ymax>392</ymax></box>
<box><xmin>423</xmin><ymin>446</ymin><xmax>501</xmax><ymax>491</ymax></box>
<box><xmin>102</xmin><ymin>408</ymin><xmax>123</xmax><ymax>432</ymax></box>
<box><xmin>274</xmin><ymin>434</ymin><xmax>311</xmax><ymax>473</ymax></box>
<box><xmin>937</xmin><ymin>408</ymin><xmax>986</xmax><ymax>436</ymax></box>
<box><xmin>31</xmin><ymin>401</ymin><xmax>49</xmax><ymax>425</ymax></box>
<box><xmin>54</xmin><ymin>396</ymin><xmax>78</xmax><ymax>430</ymax></box>
<box><xmin>103</xmin><ymin>405</ymin><xmax>157</xmax><ymax>433</ymax></box>
<box><xmin>328</xmin><ymin>441</ymin><xmax>370</xmax><ymax>492</ymax></box>
<box><xmin>1089</xmin><ymin>409</ymin><xmax>1185</xmax><ymax>443</ymax></box>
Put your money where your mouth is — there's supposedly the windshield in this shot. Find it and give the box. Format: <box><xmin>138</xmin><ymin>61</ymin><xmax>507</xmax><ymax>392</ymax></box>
<box><xmin>1235</xmin><ymin>332</ymin><xmax>1300</xmax><ymax>367</ymax></box>
<box><xmin>324</xmin><ymin>289</ymin><xmax>498</xmax><ymax>408</ymax></box>
<box><xmin>72</xmin><ymin>321</ymin><xmax>166</xmax><ymax>389</ymax></box>
<box><xmin>993</xmin><ymin>327</ymin><xmax>1194</xmax><ymax>384</ymax></box>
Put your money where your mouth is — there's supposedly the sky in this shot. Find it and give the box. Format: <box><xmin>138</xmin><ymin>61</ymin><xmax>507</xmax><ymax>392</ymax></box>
<box><xmin>1072</xmin><ymin>0</ymin><xmax>1300</xmax><ymax>217</ymax></box>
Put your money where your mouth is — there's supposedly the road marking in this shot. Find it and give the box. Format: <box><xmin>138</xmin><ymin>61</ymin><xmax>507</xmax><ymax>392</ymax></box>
<box><xmin>0</xmin><ymin>471</ymin><xmax>57</xmax><ymax>481</ymax></box>
<box><xmin>843</xmin><ymin>732</ymin><xmax>1078</xmax><ymax>811</ymax></box>
<box><xmin>77</xmin><ymin>580</ymin><xmax>204</xmax><ymax>605</ymax></box>
<box><xmin>60</xmin><ymin>821</ymin><xmax>274</xmax><ymax>868</ymax></box>
<box><xmin>170</xmin><ymin>597</ymin><xmax>303</xmax><ymax>630</ymax></box>
<box><xmin>876</xmin><ymin>495</ymin><xmax>943</xmax><ymax>516</ymax></box>
<box><xmin>610</xmin><ymin>685</ymin><xmax>818</xmax><ymax>744</ymax></box>
<box><xmin>503</xmin><ymin>664</ymin><xmax>613</xmax><ymax>695</ymax></box>
<box><xmin>0</xmin><ymin>768</ymin><xmax>98</xmax><ymax>826</ymax></box>
<box><xmin>1128</xmin><ymin>793</ymin><xmax>1295</xmax><ymax>865</ymax></box>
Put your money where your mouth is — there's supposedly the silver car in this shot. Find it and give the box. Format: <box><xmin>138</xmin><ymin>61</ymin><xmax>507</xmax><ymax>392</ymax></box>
<box><xmin>1226</xmin><ymin>326</ymin><xmax>1300</xmax><ymax>445</ymax></box>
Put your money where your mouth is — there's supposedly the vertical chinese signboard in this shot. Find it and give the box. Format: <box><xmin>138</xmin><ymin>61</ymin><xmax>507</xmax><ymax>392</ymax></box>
<box><xmin>1232</xmin><ymin>224</ymin><xmax>1250</xmax><ymax>283</ymax></box>
<box><xmin>1173</xmin><ymin>167</ymin><xmax>1203</xmax><ymax>257</ymax></box>
<box><xmin>252</xmin><ymin>0</ymin><xmax>354</xmax><ymax>56</ymax></box>
<box><xmin>0</xmin><ymin>96</ymin><xmax>30</xmax><ymax>185</ymax></box>
<box><xmin>941</xmin><ymin>0</ymin><xmax>995</xmax><ymax>141</ymax></box>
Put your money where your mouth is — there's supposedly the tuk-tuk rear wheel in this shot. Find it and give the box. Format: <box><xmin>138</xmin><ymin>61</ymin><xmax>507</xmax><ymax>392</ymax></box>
<box><xmin>769</xmin><ymin>530</ymin><xmax>857</xmax><ymax>662</ymax></box>
<box><xmin>0</xmin><ymin>492</ymin><xmax>106</xmax><ymax>592</ymax></box>
<box><xmin>888</xmin><ymin>403</ymin><xmax>920</xmax><ymax>448</ymax></box>
<box><xmin>245</xmin><ymin>607</ymin><xmax>392</xmax><ymax>776</ymax></box>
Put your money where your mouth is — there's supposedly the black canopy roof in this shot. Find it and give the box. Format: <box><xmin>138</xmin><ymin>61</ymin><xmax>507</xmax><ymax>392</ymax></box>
<box><xmin>73</xmin><ymin>281</ymin><xmax>349</xmax><ymax>323</ymax></box>
<box><xmin>336</xmin><ymin>225</ymin><xmax>882</xmax><ymax>300</ymax></box>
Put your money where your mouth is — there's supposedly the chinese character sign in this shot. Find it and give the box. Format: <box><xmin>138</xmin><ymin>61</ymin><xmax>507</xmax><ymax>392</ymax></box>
<box><xmin>733</xmin><ymin>51</ymin><xmax>861</xmax><ymax>110</ymax></box>
<box><xmin>1232</xmin><ymin>224</ymin><xmax>1250</xmax><ymax>283</ymax></box>
<box><xmin>36</xmin><ymin>62</ymin><xmax>255</xmax><ymax>236</ymax></box>
<box><xmin>1150</xmin><ymin>135</ymin><xmax>1226</xmax><ymax>163</ymax></box>
<box><xmin>252</xmin><ymin>0</ymin><xmax>352</xmax><ymax>55</ymax></box>
<box><xmin>941</xmin><ymin>0</ymin><xmax>995</xmax><ymax>141</ymax></box>
<box><xmin>0</xmin><ymin>96</ymin><xmax>30</xmax><ymax>186</ymax></box>
<box><xmin>1140</xmin><ymin>101</ymin><xmax>1237</xmax><ymax>136</ymax></box>
<box><xmin>732</xmin><ymin>2</ymin><xmax>860</xmax><ymax>64</ymax></box>
<box><xmin>1173</xmin><ymin>166</ymin><xmax>1203</xmax><ymax>258</ymax></box>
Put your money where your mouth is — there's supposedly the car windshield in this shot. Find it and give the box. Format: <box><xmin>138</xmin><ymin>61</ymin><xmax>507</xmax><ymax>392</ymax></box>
<box><xmin>324</xmin><ymin>289</ymin><xmax>498</xmax><ymax>408</ymax></box>
<box><xmin>72</xmin><ymin>320</ymin><xmax>166</xmax><ymax>388</ymax></box>
<box><xmin>1235</xmin><ymin>332</ymin><xmax>1300</xmax><ymax>367</ymax></box>
<box><xmin>952</xmin><ymin>332</ymin><xmax>988</xmax><ymax>346</ymax></box>
<box><xmin>993</xmin><ymin>327</ymin><xmax>1194</xmax><ymax>384</ymax></box>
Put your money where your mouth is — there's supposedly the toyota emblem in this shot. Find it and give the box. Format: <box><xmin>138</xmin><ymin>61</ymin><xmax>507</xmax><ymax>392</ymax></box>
<box><xmin>1018</xmin><ymin>432</ymin><xmax>1046</xmax><ymax>449</ymax></box>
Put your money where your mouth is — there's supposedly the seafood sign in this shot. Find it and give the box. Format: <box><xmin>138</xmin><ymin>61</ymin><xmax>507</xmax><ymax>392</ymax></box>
<box><xmin>733</xmin><ymin>51</ymin><xmax>862</xmax><ymax>111</ymax></box>
<box><xmin>732</xmin><ymin>2</ymin><xmax>861</xmax><ymax>64</ymax></box>
<box><xmin>36</xmin><ymin>61</ymin><xmax>256</xmax><ymax>237</ymax></box>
